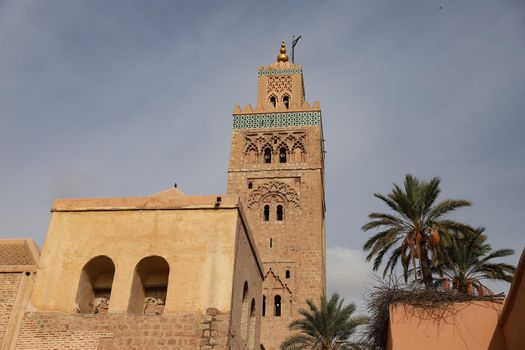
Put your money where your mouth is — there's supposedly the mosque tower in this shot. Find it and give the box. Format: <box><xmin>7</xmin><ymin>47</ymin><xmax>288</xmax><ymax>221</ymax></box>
<box><xmin>227</xmin><ymin>42</ymin><xmax>326</xmax><ymax>349</ymax></box>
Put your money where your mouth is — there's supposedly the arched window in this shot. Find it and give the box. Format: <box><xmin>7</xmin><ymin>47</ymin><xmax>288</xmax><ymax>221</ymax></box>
<box><xmin>241</xmin><ymin>282</ymin><xmax>249</xmax><ymax>344</ymax></box>
<box><xmin>264</xmin><ymin>205</ymin><xmax>270</xmax><ymax>221</ymax></box>
<box><xmin>128</xmin><ymin>256</ymin><xmax>169</xmax><ymax>315</ymax></box>
<box><xmin>277</xmin><ymin>205</ymin><xmax>284</xmax><ymax>221</ymax></box>
<box><xmin>248</xmin><ymin>298</ymin><xmax>256</xmax><ymax>349</ymax></box>
<box><xmin>248</xmin><ymin>181</ymin><xmax>253</xmax><ymax>189</ymax></box>
<box><xmin>285</xmin><ymin>270</ymin><xmax>290</xmax><ymax>279</ymax></box>
<box><xmin>264</xmin><ymin>148</ymin><xmax>272</xmax><ymax>163</ymax></box>
<box><xmin>279</xmin><ymin>147</ymin><xmax>287</xmax><ymax>163</ymax></box>
<box><xmin>262</xmin><ymin>295</ymin><xmax>266</xmax><ymax>316</ymax></box>
<box><xmin>75</xmin><ymin>256</ymin><xmax>115</xmax><ymax>314</ymax></box>
<box><xmin>270</xmin><ymin>96</ymin><xmax>276</xmax><ymax>108</ymax></box>
<box><xmin>274</xmin><ymin>295</ymin><xmax>281</xmax><ymax>316</ymax></box>
<box><xmin>283</xmin><ymin>95</ymin><xmax>290</xmax><ymax>109</ymax></box>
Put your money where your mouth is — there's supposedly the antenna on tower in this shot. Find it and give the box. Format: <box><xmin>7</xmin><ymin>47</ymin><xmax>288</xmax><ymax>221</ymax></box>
<box><xmin>291</xmin><ymin>35</ymin><xmax>302</xmax><ymax>63</ymax></box>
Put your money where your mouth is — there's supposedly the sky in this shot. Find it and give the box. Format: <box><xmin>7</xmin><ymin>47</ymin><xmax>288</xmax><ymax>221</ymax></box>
<box><xmin>1</xmin><ymin>0</ymin><xmax>524</xmax><ymax>312</ymax></box>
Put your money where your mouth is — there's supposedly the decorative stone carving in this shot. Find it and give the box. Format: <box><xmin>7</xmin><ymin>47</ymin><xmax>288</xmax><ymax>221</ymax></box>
<box><xmin>247</xmin><ymin>182</ymin><xmax>300</xmax><ymax>209</ymax></box>
<box><xmin>242</xmin><ymin>131</ymin><xmax>306</xmax><ymax>164</ymax></box>
<box><xmin>92</xmin><ymin>297</ymin><xmax>109</xmax><ymax>314</ymax></box>
<box><xmin>144</xmin><ymin>297</ymin><xmax>165</xmax><ymax>315</ymax></box>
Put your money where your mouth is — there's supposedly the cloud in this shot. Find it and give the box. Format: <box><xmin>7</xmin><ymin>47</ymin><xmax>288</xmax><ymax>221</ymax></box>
<box><xmin>327</xmin><ymin>246</ymin><xmax>376</xmax><ymax>312</ymax></box>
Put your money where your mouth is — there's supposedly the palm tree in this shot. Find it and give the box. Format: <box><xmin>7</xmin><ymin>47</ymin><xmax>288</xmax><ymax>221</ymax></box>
<box><xmin>438</xmin><ymin>227</ymin><xmax>515</xmax><ymax>295</ymax></box>
<box><xmin>280</xmin><ymin>293</ymin><xmax>368</xmax><ymax>350</ymax></box>
<box><xmin>362</xmin><ymin>174</ymin><xmax>475</xmax><ymax>289</ymax></box>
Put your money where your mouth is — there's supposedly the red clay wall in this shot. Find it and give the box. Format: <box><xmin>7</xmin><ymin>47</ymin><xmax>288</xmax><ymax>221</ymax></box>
<box><xmin>388</xmin><ymin>301</ymin><xmax>503</xmax><ymax>350</ymax></box>
<box><xmin>499</xmin><ymin>250</ymin><xmax>525</xmax><ymax>350</ymax></box>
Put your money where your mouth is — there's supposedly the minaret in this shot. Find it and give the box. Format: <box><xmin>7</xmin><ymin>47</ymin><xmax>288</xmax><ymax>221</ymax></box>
<box><xmin>227</xmin><ymin>42</ymin><xmax>326</xmax><ymax>350</ymax></box>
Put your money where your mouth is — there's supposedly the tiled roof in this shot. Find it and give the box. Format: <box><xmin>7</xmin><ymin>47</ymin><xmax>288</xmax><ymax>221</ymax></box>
<box><xmin>0</xmin><ymin>240</ymin><xmax>38</xmax><ymax>265</ymax></box>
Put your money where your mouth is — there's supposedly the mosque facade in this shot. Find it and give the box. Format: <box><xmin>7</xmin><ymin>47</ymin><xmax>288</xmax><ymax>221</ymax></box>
<box><xmin>0</xmin><ymin>42</ymin><xmax>326</xmax><ymax>350</ymax></box>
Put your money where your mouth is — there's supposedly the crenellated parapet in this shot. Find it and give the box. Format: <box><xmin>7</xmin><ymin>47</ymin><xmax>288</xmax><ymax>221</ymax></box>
<box><xmin>233</xmin><ymin>42</ymin><xmax>321</xmax><ymax>114</ymax></box>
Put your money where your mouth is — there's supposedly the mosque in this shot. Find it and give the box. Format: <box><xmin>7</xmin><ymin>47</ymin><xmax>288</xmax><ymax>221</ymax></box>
<box><xmin>0</xmin><ymin>42</ymin><xmax>326</xmax><ymax>350</ymax></box>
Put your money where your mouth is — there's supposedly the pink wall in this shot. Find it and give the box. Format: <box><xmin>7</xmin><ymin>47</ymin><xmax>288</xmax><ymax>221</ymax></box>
<box><xmin>389</xmin><ymin>301</ymin><xmax>503</xmax><ymax>350</ymax></box>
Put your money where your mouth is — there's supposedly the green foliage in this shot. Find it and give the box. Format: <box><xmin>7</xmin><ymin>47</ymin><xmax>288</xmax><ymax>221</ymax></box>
<box><xmin>280</xmin><ymin>293</ymin><xmax>368</xmax><ymax>350</ymax></box>
<box><xmin>362</xmin><ymin>174</ymin><xmax>475</xmax><ymax>289</ymax></box>
<box><xmin>437</xmin><ymin>227</ymin><xmax>515</xmax><ymax>294</ymax></box>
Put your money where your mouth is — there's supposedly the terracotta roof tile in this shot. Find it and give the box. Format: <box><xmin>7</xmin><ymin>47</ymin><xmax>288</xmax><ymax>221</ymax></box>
<box><xmin>0</xmin><ymin>241</ymin><xmax>36</xmax><ymax>265</ymax></box>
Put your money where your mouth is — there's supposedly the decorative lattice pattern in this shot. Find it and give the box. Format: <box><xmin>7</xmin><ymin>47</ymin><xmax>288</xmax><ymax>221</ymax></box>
<box><xmin>243</xmin><ymin>131</ymin><xmax>306</xmax><ymax>164</ymax></box>
<box><xmin>0</xmin><ymin>243</ymin><xmax>34</xmax><ymax>265</ymax></box>
<box><xmin>267</xmin><ymin>77</ymin><xmax>292</xmax><ymax>95</ymax></box>
<box><xmin>258</xmin><ymin>68</ymin><xmax>302</xmax><ymax>76</ymax></box>
<box><xmin>247</xmin><ymin>182</ymin><xmax>300</xmax><ymax>209</ymax></box>
<box><xmin>233</xmin><ymin>112</ymin><xmax>321</xmax><ymax>129</ymax></box>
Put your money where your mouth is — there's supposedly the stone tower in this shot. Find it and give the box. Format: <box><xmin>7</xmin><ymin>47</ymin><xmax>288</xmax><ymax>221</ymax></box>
<box><xmin>227</xmin><ymin>42</ymin><xmax>326</xmax><ymax>350</ymax></box>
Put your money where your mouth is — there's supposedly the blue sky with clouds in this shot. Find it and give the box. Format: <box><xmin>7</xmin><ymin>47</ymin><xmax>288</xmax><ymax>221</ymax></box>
<box><xmin>1</xmin><ymin>0</ymin><xmax>524</xmax><ymax>310</ymax></box>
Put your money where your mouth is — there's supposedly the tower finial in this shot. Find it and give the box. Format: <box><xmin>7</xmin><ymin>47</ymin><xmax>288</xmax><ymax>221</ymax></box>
<box><xmin>277</xmin><ymin>41</ymin><xmax>289</xmax><ymax>62</ymax></box>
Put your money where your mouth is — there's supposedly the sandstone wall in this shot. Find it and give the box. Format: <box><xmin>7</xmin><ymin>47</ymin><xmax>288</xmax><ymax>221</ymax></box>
<box><xmin>31</xmin><ymin>208</ymin><xmax>240</xmax><ymax>314</ymax></box>
<box><xmin>229</xmin><ymin>217</ymin><xmax>263</xmax><ymax>350</ymax></box>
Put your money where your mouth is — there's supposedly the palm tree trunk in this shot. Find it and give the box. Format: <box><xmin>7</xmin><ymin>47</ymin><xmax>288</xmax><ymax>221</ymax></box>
<box><xmin>419</xmin><ymin>244</ymin><xmax>434</xmax><ymax>290</ymax></box>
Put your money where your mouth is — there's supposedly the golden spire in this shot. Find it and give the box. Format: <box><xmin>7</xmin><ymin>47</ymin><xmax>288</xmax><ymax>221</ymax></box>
<box><xmin>277</xmin><ymin>41</ymin><xmax>289</xmax><ymax>62</ymax></box>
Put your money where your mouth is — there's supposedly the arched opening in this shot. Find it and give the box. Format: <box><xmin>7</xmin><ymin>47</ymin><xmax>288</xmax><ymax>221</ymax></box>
<box><xmin>248</xmin><ymin>298</ymin><xmax>256</xmax><ymax>349</ymax></box>
<box><xmin>274</xmin><ymin>295</ymin><xmax>281</xmax><ymax>316</ymax></box>
<box><xmin>248</xmin><ymin>181</ymin><xmax>253</xmax><ymax>189</ymax></box>
<box><xmin>262</xmin><ymin>295</ymin><xmax>266</xmax><ymax>316</ymax></box>
<box><xmin>292</xmin><ymin>145</ymin><xmax>304</xmax><ymax>163</ymax></box>
<box><xmin>285</xmin><ymin>270</ymin><xmax>290</xmax><ymax>279</ymax></box>
<box><xmin>128</xmin><ymin>256</ymin><xmax>169</xmax><ymax>315</ymax></box>
<box><xmin>270</xmin><ymin>96</ymin><xmax>276</xmax><ymax>108</ymax></box>
<box><xmin>277</xmin><ymin>205</ymin><xmax>284</xmax><ymax>221</ymax></box>
<box><xmin>264</xmin><ymin>205</ymin><xmax>270</xmax><ymax>221</ymax></box>
<box><xmin>279</xmin><ymin>147</ymin><xmax>287</xmax><ymax>163</ymax></box>
<box><xmin>283</xmin><ymin>95</ymin><xmax>290</xmax><ymax>109</ymax></box>
<box><xmin>241</xmin><ymin>281</ymin><xmax>249</xmax><ymax>344</ymax></box>
<box><xmin>75</xmin><ymin>256</ymin><xmax>115</xmax><ymax>314</ymax></box>
<box><xmin>264</xmin><ymin>148</ymin><xmax>272</xmax><ymax>163</ymax></box>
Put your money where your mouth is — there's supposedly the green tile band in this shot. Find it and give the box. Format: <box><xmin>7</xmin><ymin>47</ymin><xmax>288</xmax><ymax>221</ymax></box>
<box><xmin>232</xmin><ymin>111</ymin><xmax>321</xmax><ymax>129</ymax></box>
<box><xmin>258</xmin><ymin>68</ymin><xmax>302</xmax><ymax>76</ymax></box>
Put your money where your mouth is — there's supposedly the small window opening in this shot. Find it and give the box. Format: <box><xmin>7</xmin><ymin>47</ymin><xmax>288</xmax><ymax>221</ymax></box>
<box><xmin>75</xmin><ymin>256</ymin><xmax>115</xmax><ymax>315</ymax></box>
<box><xmin>285</xmin><ymin>270</ymin><xmax>290</xmax><ymax>279</ymax></box>
<box><xmin>264</xmin><ymin>148</ymin><xmax>272</xmax><ymax>163</ymax></box>
<box><xmin>283</xmin><ymin>95</ymin><xmax>289</xmax><ymax>109</ymax></box>
<box><xmin>274</xmin><ymin>295</ymin><xmax>281</xmax><ymax>316</ymax></box>
<box><xmin>277</xmin><ymin>205</ymin><xmax>284</xmax><ymax>221</ymax></box>
<box><xmin>270</xmin><ymin>238</ymin><xmax>273</xmax><ymax>248</ymax></box>
<box><xmin>241</xmin><ymin>282</ymin><xmax>250</xmax><ymax>343</ymax></box>
<box><xmin>279</xmin><ymin>147</ymin><xmax>287</xmax><ymax>163</ymax></box>
<box><xmin>248</xmin><ymin>181</ymin><xmax>253</xmax><ymax>189</ymax></box>
<box><xmin>262</xmin><ymin>295</ymin><xmax>266</xmax><ymax>316</ymax></box>
<box><xmin>264</xmin><ymin>205</ymin><xmax>270</xmax><ymax>221</ymax></box>
<box><xmin>248</xmin><ymin>299</ymin><xmax>257</xmax><ymax>349</ymax></box>
<box><xmin>270</xmin><ymin>96</ymin><xmax>276</xmax><ymax>108</ymax></box>
<box><xmin>128</xmin><ymin>256</ymin><xmax>169</xmax><ymax>315</ymax></box>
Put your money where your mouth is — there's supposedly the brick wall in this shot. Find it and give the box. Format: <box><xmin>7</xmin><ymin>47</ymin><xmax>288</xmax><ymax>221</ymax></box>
<box><xmin>14</xmin><ymin>310</ymin><xmax>230</xmax><ymax>350</ymax></box>
<box><xmin>0</xmin><ymin>272</ymin><xmax>22</xmax><ymax>342</ymax></box>
<box><xmin>227</xmin><ymin>125</ymin><xmax>326</xmax><ymax>349</ymax></box>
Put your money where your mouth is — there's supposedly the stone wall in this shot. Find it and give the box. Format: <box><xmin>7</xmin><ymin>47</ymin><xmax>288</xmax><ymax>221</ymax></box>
<box><xmin>229</xmin><ymin>218</ymin><xmax>263</xmax><ymax>350</ymax></box>
<box><xmin>14</xmin><ymin>310</ymin><xmax>231</xmax><ymax>350</ymax></box>
<box><xmin>0</xmin><ymin>272</ymin><xmax>21</xmax><ymax>343</ymax></box>
<box><xmin>228</xmin><ymin>123</ymin><xmax>326</xmax><ymax>350</ymax></box>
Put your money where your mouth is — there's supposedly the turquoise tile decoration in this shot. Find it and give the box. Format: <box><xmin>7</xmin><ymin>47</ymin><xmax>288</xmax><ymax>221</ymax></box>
<box><xmin>258</xmin><ymin>68</ymin><xmax>302</xmax><ymax>76</ymax></box>
<box><xmin>232</xmin><ymin>111</ymin><xmax>321</xmax><ymax>129</ymax></box>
